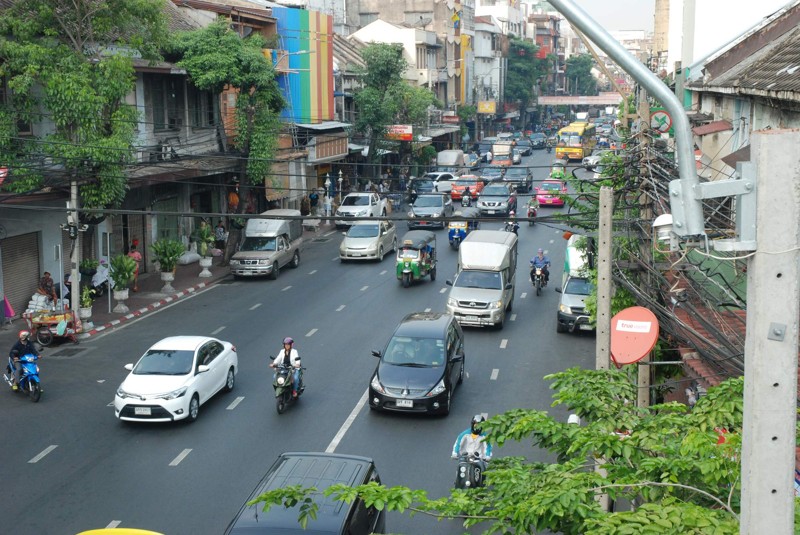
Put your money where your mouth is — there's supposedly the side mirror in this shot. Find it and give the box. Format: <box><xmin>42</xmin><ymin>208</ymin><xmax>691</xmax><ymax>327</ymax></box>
<box><xmin>505</xmin><ymin>283</ymin><xmax>513</xmax><ymax>290</ymax></box>
<box><xmin>197</xmin><ymin>364</ymin><xmax>210</xmax><ymax>374</ymax></box>
<box><xmin>555</xmin><ymin>287</ymin><xmax>562</xmax><ymax>293</ymax></box>
<box><xmin>371</xmin><ymin>350</ymin><xmax>382</xmax><ymax>358</ymax></box>
<box><xmin>342</xmin><ymin>232</ymin><xmax>347</xmax><ymax>236</ymax></box>
<box><xmin>446</xmin><ymin>280</ymin><xmax>453</xmax><ymax>286</ymax></box>
<box><xmin>124</xmin><ymin>363</ymin><xmax>134</xmax><ymax>371</ymax></box>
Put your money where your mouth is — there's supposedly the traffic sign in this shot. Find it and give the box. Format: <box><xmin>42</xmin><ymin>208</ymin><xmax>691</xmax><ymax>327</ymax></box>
<box><xmin>650</xmin><ymin>108</ymin><xmax>673</xmax><ymax>134</ymax></box>
<box><xmin>610</xmin><ymin>306</ymin><xmax>659</xmax><ymax>367</ymax></box>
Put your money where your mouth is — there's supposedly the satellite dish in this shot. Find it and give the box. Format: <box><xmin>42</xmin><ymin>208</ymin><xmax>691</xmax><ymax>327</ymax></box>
<box><xmin>414</xmin><ymin>16</ymin><xmax>432</xmax><ymax>27</ymax></box>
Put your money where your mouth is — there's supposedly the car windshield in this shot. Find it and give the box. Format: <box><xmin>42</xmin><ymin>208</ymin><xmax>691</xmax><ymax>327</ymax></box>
<box><xmin>133</xmin><ymin>349</ymin><xmax>195</xmax><ymax>376</ymax></box>
<box><xmin>518</xmin><ymin>139</ymin><xmax>531</xmax><ymax>145</ymax></box>
<box><xmin>565</xmin><ymin>278</ymin><xmax>594</xmax><ymax>296</ymax></box>
<box><xmin>531</xmin><ymin>133</ymin><xmax>545</xmax><ymax>140</ymax></box>
<box><xmin>383</xmin><ymin>336</ymin><xmax>445</xmax><ymax>366</ymax></box>
<box><xmin>540</xmin><ymin>182</ymin><xmax>562</xmax><ymax>192</ymax></box>
<box><xmin>342</xmin><ymin>195</ymin><xmax>369</xmax><ymax>206</ymax></box>
<box><xmin>505</xmin><ymin>169</ymin><xmax>526</xmax><ymax>178</ymax></box>
<box><xmin>414</xmin><ymin>196</ymin><xmax>444</xmax><ymax>208</ymax></box>
<box><xmin>455</xmin><ymin>178</ymin><xmax>478</xmax><ymax>186</ymax></box>
<box><xmin>413</xmin><ymin>180</ymin><xmax>435</xmax><ymax>190</ymax></box>
<box><xmin>559</xmin><ymin>133</ymin><xmax>582</xmax><ymax>147</ymax></box>
<box><xmin>454</xmin><ymin>270</ymin><xmax>502</xmax><ymax>290</ymax></box>
<box><xmin>482</xmin><ymin>185</ymin><xmax>508</xmax><ymax>196</ymax></box>
<box><xmin>482</xmin><ymin>167</ymin><xmax>503</xmax><ymax>176</ymax></box>
<box><xmin>347</xmin><ymin>225</ymin><xmax>379</xmax><ymax>238</ymax></box>
<box><xmin>241</xmin><ymin>237</ymin><xmax>276</xmax><ymax>251</ymax></box>
<box><xmin>398</xmin><ymin>248</ymin><xmax>420</xmax><ymax>259</ymax></box>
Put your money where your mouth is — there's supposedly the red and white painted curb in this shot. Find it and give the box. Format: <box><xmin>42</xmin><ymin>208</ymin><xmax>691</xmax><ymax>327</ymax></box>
<box><xmin>78</xmin><ymin>282</ymin><xmax>210</xmax><ymax>339</ymax></box>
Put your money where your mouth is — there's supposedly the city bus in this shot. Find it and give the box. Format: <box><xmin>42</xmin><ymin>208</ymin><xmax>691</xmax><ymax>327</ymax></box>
<box><xmin>555</xmin><ymin>121</ymin><xmax>597</xmax><ymax>161</ymax></box>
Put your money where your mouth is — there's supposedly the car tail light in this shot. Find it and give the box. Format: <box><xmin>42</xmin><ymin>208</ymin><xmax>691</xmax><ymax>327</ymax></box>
<box><xmin>231</xmin><ymin>345</ymin><xmax>237</xmax><ymax>353</ymax></box>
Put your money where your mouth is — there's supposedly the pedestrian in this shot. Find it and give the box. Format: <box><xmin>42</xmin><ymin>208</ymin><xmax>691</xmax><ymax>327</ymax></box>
<box><xmin>127</xmin><ymin>240</ymin><xmax>142</xmax><ymax>292</ymax></box>
<box><xmin>214</xmin><ymin>220</ymin><xmax>227</xmax><ymax>250</ymax></box>
<box><xmin>36</xmin><ymin>271</ymin><xmax>58</xmax><ymax>303</ymax></box>
<box><xmin>309</xmin><ymin>190</ymin><xmax>319</xmax><ymax>215</ymax></box>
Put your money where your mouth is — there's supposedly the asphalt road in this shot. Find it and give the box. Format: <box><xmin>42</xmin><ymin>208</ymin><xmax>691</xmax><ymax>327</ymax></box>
<box><xmin>0</xmin><ymin>149</ymin><xmax>597</xmax><ymax>535</ymax></box>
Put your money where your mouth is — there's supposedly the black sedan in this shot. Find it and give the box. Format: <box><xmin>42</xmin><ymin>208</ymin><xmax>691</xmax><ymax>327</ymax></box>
<box><xmin>515</xmin><ymin>139</ymin><xmax>533</xmax><ymax>155</ymax></box>
<box><xmin>530</xmin><ymin>132</ymin><xmax>547</xmax><ymax>149</ymax></box>
<box><xmin>480</xmin><ymin>165</ymin><xmax>505</xmax><ymax>183</ymax></box>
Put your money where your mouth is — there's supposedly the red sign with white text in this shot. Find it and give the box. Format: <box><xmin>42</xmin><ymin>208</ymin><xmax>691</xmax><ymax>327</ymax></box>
<box><xmin>610</xmin><ymin>306</ymin><xmax>659</xmax><ymax>367</ymax></box>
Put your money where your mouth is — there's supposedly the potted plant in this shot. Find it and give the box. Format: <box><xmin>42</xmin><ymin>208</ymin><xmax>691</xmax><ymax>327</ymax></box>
<box><xmin>78</xmin><ymin>285</ymin><xmax>95</xmax><ymax>321</ymax></box>
<box><xmin>195</xmin><ymin>222</ymin><xmax>216</xmax><ymax>277</ymax></box>
<box><xmin>79</xmin><ymin>258</ymin><xmax>99</xmax><ymax>276</ymax></box>
<box><xmin>109</xmin><ymin>253</ymin><xmax>136</xmax><ymax>314</ymax></box>
<box><xmin>151</xmin><ymin>239</ymin><xmax>185</xmax><ymax>293</ymax></box>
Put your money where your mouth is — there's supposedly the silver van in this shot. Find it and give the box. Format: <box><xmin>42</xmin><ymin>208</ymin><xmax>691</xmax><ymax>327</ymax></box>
<box><xmin>555</xmin><ymin>234</ymin><xmax>594</xmax><ymax>333</ymax></box>
<box><xmin>229</xmin><ymin>209</ymin><xmax>303</xmax><ymax>279</ymax></box>
<box><xmin>445</xmin><ymin>230</ymin><xmax>518</xmax><ymax>329</ymax></box>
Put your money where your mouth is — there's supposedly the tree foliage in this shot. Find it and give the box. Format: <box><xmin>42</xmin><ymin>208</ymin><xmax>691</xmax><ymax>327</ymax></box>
<box><xmin>0</xmin><ymin>0</ymin><xmax>169</xmax><ymax>208</ymax></box>
<box><xmin>248</xmin><ymin>368</ymin><xmax>768</xmax><ymax>534</ymax></box>
<box><xmin>505</xmin><ymin>38</ymin><xmax>549</xmax><ymax>127</ymax></box>
<box><xmin>566</xmin><ymin>53</ymin><xmax>599</xmax><ymax>96</ymax></box>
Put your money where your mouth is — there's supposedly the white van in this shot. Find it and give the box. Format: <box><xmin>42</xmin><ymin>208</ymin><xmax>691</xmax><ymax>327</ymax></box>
<box><xmin>229</xmin><ymin>209</ymin><xmax>303</xmax><ymax>279</ymax></box>
<box><xmin>555</xmin><ymin>234</ymin><xmax>594</xmax><ymax>333</ymax></box>
<box><xmin>445</xmin><ymin>230</ymin><xmax>518</xmax><ymax>329</ymax></box>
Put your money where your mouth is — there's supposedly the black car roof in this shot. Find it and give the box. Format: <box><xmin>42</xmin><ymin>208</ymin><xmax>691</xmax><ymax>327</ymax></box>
<box><xmin>226</xmin><ymin>452</ymin><xmax>377</xmax><ymax>534</ymax></box>
<box><xmin>394</xmin><ymin>312</ymin><xmax>454</xmax><ymax>338</ymax></box>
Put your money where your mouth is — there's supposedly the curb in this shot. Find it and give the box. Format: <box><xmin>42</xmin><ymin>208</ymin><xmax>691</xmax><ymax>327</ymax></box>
<box><xmin>78</xmin><ymin>281</ymin><xmax>211</xmax><ymax>339</ymax></box>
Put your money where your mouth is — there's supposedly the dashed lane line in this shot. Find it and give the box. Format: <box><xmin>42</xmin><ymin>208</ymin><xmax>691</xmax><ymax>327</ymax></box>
<box><xmin>211</xmin><ymin>326</ymin><xmax>226</xmax><ymax>335</ymax></box>
<box><xmin>499</xmin><ymin>339</ymin><xmax>508</xmax><ymax>349</ymax></box>
<box><xmin>510</xmin><ymin>313</ymin><xmax>517</xmax><ymax>321</ymax></box>
<box><xmin>490</xmin><ymin>369</ymin><xmax>499</xmax><ymax>380</ymax></box>
<box><xmin>249</xmin><ymin>303</ymin><xmax>262</xmax><ymax>310</ymax></box>
<box><xmin>336</xmin><ymin>305</ymin><xmax>346</xmax><ymax>312</ymax></box>
<box><xmin>281</xmin><ymin>285</ymin><xmax>292</xmax><ymax>292</ymax></box>
<box><xmin>226</xmin><ymin>397</ymin><xmax>244</xmax><ymax>411</ymax></box>
<box><xmin>306</xmin><ymin>328</ymin><xmax>318</xmax><ymax>337</ymax></box>
<box><xmin>105</xmin><ymin>521</ymin><xmax>122</xmax><ymax>528</ymax></box>
<box><xmin>360</xmin><ymin>285</ymin><xmax>368</xmax><ymax>292</ymax></box>
<box><xmin>439</xmin><ymin>288</ymin><xmax>447</xmax><ymax>294</ymax></box>
<box><xmin>308</xmin><ymin>270</ymin><xmax>317</xmax><ymax>275</ymax></box>
<box><xmin>29</xmin><ymin>445</ymin><xmax>58</xmax><ymax>464</ymax></box>
<box><xmin>169</xmin><ymin>449</ymin><xmax>192</xmax><ymax>467</ymax></box>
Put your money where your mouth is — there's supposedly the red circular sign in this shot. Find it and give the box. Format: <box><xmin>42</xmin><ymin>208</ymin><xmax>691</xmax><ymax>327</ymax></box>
<box><xmin>610</xmin><ymin>306</ymin><xmax>659</xmax><ymax>366</ymax></box>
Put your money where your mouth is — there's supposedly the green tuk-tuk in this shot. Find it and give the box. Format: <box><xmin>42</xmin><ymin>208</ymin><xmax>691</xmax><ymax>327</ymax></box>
<box><xmin>550</xmin><ymin>159</ymin><xmax>568</xmax><ymax>180</ymax></box>
<box><xmin>396</xmin><ymin>230</ymin><xmax>437</xmax><ymax>288</ymax></box>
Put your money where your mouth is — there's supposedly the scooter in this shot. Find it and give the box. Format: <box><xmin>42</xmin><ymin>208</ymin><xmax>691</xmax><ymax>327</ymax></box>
<box><xmin>503</xmin><ymin>221</ymin><xmax>519</xmax><ymax>235</ymax></box>
<box><xmin>527</xmin><ymin>201</ymin><xmax>538</xmax><ymax>226</ymax></box>
<box><xmin>546</xmin><ymin>144</ymin><xmax>553</xmax><ymax>154</ymax></box>
<box><xmin>3</xmin><ymin>352</ymin><xmax>43</xmax><ymax>402</ymax></box>
<box><xmin>461</xmin><ymin>194</ymin><xmax>472</xmax><ymax>207</ymax></box>
<box><xmin>530</xmin><ymin>265</ymin><xmax>546</xmax><ymax>296</ymax></box>
<box><xmin>454</xmin><ymin>451</ymin><xmax>488</xmax><ymax>489</ymax></box>
<box><xmin>272</xmin><ymin>363</ymin><xmax>305</xmax><ymax>414</ymax></box>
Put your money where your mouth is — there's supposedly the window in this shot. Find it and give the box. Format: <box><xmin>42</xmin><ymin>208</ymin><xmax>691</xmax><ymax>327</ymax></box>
<box><xmin>146</xmin><ymin>74</ymin><xmax>184</xmax><ymax>131</ymax></box>
<box><xmin>189</xmin><ymin>86</ymin><xmax>216</xmax><ymax>128</ymax></box>
<box><xmin>359</xmin><ymin>12</ymin><xmax>378</xmax><ymax>26</ymax></box>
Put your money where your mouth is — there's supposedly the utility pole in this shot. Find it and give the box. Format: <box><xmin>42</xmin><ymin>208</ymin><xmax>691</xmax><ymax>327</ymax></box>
<box><xmin>69</xmin><ymin>179</ymin><xmax>80</xmax><ymax>318</ymax></box>
<box><xmin>740</xmin><ymin>130</ymin><xmax>800</xmax><ymax>533</ymax></box>
<box><xmin>595</xmin><ymin>186</ymin><xmax>613</xmax><ymax>370</ymax></box>
<box><xmin>636</xmin><ymin>86</ymin><xmax>652</xmax><ymax>408</ymax></box>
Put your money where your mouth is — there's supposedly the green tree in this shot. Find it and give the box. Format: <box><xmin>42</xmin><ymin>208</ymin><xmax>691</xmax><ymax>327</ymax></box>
<box><xmin>565</xmin><ymin>53</ymin><xmax>599</xmax><ymax>96</ymax></box>
<box><xmin>0</xmin><ymin>0</ymin><xmax>169</xmax><ymax>208</ymax></box>
<box><xmin>250</xmin><ymin>367</ymin><xmax>763</xmax><ymax>534</ymax></box>
<box><xmin>353</xmin><ymin>43</ymin><xmax>437</xmax><ymax>178</ymax></box>
<box><xmin>171</xmin><ymin>18</ymin><xmax>285</xmax><ymax>264</ymax></box>
<box><xmin>505</xmin><ymin>38</ymin><xmax>549</xmax><ymax>129</ymax></box>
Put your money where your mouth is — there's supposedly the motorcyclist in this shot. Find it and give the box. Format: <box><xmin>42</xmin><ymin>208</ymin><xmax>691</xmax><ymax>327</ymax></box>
<box><xmin>530</xmin><ymin>248</ymin><xmax>551</xmax><ymax>285</ymax></box>
<box><xmin>452</xmin><ymin>414</ymin><xmax>493</xmax><ymax>460</ymax></box>
<box><xmin>504</xmin><ymin>211</ymin><xmax>519</xmax><ymax>235</ymax></box>
<box><xmin>269</xmin><ymin>337</ymin><xmax>302</xmax><ymax>398</ymax></box>
<box><xmin>9</xmin><ymin>330</ymin><xmax>38</xmax><ymax>391</ymax></box>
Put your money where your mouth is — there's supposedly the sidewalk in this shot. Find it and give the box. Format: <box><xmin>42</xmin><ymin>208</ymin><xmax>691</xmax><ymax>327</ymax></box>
<box><xmin>0</xmin><ymin>220</ymin><xmax>335</xmax><ymax>350</ymax></box>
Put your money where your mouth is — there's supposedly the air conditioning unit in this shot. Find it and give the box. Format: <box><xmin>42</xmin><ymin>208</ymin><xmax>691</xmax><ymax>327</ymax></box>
<box><xmin>143</xmin><ymin>145</ymin><xmax>162</xmax><ymax>163</ymax></box>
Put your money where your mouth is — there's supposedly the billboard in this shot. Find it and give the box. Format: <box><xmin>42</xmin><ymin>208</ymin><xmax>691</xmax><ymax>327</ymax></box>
<box><xmin>478</xmin><ymin>101</ymin><xmax>497</xmax><ymax>114</ymax></box>
<box><xmin>386</xmin><ymin>124</ymin><xmax>413</xmax><ymax>141</ymax></box>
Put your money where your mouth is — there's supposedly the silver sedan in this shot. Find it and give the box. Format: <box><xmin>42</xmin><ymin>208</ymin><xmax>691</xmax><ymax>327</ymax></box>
<box><xmin>339</xmin><ymin>221</ymin><xmax>397</xmax><ymax>261</ymax></box>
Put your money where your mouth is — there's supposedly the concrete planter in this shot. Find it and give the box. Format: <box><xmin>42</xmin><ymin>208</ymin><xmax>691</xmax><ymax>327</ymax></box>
<box><xmin>160</xmin><ymin>271</ymin><xmax>176</xmax><ymax>294</ymax></box>
<box><xmin>199</xmin><ymin>257</ymin><xmax>213</xmax><ymax>278</ymax></box>
<box><xmin>112</xmin><ymin>288</ymin><xmax>130</xmax><ymax>314</ymax></box>
<box><xmin>78</xmin><ymin>306</ymin><xmax>93</xmax><ymax>320</ymax></box>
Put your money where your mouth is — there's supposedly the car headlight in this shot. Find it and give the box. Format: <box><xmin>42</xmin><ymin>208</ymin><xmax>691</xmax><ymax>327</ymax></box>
<box><xmin>489</xmin><ymin>300</ymin><xmax>503</xmax><ymax>310</ymax></box>
<box><xmin>157</xmin><ymin>386</ymin><xmax>188</xmax><ymax>400</ymax></box>
<box><xmin>408</xmin><ymin>211</ymin><xmax>415</xmax><ymax>217</ymax></box>
<box><xmin>258</xmin><ymin>259</ymin><xmax>270</xmax><ymax>265</ymax></box>
<box><xmin>116</xmin><ymin>387</ymin><xmax>133</xmax><ymax>399</ymax></box>
<box><xmin>427</xmin><ymin>379</ymin><xmax>446</xmax><ymax>397</ymax></box>
<box><xmin>559</xmin><ymin>304</ymin><xmax>573</xmax><ymax>314</ymax></box>
<box><xmin>335</xmin><ymin>210</ymin><xmax>344</xmax><ymax>216</ymax></box>
<box><xmin>370</xmin><ymin>375</ymin><xmax>385</xmax><ymax>394</ymax></box>
<box><xmin>430</xmin><ymin>213</ymin><xmax>440</xmax><ymax>218</ymax></box>
<box><xmin>447</xmin><ymin>297</ymin><xmax>458</xmax><ymax>307</ymax></box>
<box><xmin>355</xmin><ymin>209</ymin><xmax>367</xmax><ymax>216</ymax></box>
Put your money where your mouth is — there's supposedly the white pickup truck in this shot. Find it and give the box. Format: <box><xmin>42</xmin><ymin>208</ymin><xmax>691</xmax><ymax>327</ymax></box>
<box><xmin>335</xmin><ymin>192</ymin><xmax>388</xmax><ymax>228</ymax></box>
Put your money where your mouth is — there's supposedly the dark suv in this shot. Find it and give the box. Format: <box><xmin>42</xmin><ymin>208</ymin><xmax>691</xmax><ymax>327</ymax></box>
<box><xmin>369</xmin><ymin>312</ymin><xmax>465</xmax><ymax>415</ymax></box>
<box><xmin>530</xmin><ymin>132</ymin><xmax>547</xmax><ymax>149</ymax></box>
<box><xmin>503</xmin><ymin>166</ymin><xmax>532</xmax><ymax>192</ymax></box>
<box><xmin>225</xmin><ymin>452</ymin><xmax>386</xmax><ymax>535</ymax></box>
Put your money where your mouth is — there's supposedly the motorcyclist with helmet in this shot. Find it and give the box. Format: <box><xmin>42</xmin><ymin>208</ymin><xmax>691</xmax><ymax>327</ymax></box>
<box><xmin>9</xmin><ymin>330</ymin><xmax>38</xmax><ymax>391</ymax></box>
<box><xmin>269</xmin><ymin>337</ymin><xmax>302</xmax><ymax>398</ymax></box>
<box><xmin>452</xmin><ymin>414</ymin><xmax>493</xmax><ymax>460</ymax></box>
<box><xmin>504</xmin><ymin>211</ymin><xmax>519</xmax><ymax>235</ymax></box>
<box><xmin>530</xmin><ymin>248</ymin><xmax>551</xmax><ymax>285</ymax></box>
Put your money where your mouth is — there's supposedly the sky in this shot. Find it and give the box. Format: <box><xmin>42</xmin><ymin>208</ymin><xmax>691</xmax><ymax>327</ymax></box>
<box><xmin>572</xmin><ymin>0</ymin><xmax>656</xmax><ymax>32</ymax></box>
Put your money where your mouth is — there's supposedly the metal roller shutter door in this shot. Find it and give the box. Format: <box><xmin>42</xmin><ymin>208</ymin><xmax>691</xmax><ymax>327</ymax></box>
<box><xmin>1</xmin><ymin>232</ymin><xmax>41</xmax><ymax>319</ymax></box>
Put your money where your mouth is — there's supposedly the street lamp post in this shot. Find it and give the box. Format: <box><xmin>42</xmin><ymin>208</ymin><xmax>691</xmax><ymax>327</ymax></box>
<box><xmin>323</xmin><ymin>174</ymin><xmax>332</xmax><ymax>218</ymax></box>
<box><xmin>337</xmin><ymin>170</ymin><xmax>343</xmax><ymax>204</ymax></box>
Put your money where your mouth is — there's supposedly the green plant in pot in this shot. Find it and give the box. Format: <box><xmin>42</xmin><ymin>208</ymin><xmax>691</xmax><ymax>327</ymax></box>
<box><xmin>79</xmin><ymin>258</ymin><xmax>99</xmax><ymax>275</ymax></box>
<box><xmin>109</xmin><ymin>254</ymin><xmax>136</xmax><ymax>291</ymax></box>
<box><xmin>195</xmin><ymin>222</ymin><xmax>216</xmax><ymax>258</ymax></box>
<box><xmin>151</xmin><ymin>239</ymin><xmax>185</xmax><ymax>273</ymax></box>
<box><xmin>80</xmin><ymin>285</ymin><xmax>96</xmax><ymax>308</ymax></box>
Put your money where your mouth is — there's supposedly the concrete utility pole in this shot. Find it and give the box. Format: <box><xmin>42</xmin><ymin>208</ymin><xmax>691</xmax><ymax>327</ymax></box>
<box><xmin>740</xmin><ymin>129</ymin><xmax>800</xmax><ymax>533</ymax></box>
<box><xmin>69</xmin><ymin>181</ymin><xmax>80</xmax><ymax>317</ymax></box>
<box><xmin>595</xmin><ymin>186</ymin><xmax>613</xmax><ymax>370</ymax></box>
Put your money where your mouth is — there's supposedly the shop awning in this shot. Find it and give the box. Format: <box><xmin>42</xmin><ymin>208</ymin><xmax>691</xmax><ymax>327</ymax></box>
<box><xmin>425</xmin><ymin>125</ymin><xmax>460</xmax><ymax>138</ymax></box>
<box><xmin>692</xmin><ymin>120</ymin><xmax>732</xmax><ymax>136</ymax></box>
<box><xmin>296</xmin><ymin>121</ymin><xmax>351</xmax><ymax>130</ymax></box>
<box><xmin>721</xmin><ymin>144</ymin><xmax>751</xmax><ymax>168</ymax></box>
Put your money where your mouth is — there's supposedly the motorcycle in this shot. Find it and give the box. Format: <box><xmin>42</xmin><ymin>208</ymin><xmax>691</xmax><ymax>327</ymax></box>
<box><xmin>527</xmin><ymin>201</ymin><xmax>538</xmax><ymax>226</ymax></box>
<box><xmin>530</xmin><ymin>265</ymin><xmax>546</xmax><ymax>296</ymax></box>
<box><xmin>3</xmin><ymin>352</ymin><xmax>42</xmax><ymax>402</ymax></box>
<box><xmin>454</xmin><ymin>451</ymin><xmax>488</xmax><ymax>489</ymax></box>
<box><xmin>461</xmin><ymin>194</ymin><xmax>472</xmax><ymax>207</ymax></box>
<box><xmin>546</xmin><ymin>145</ymin><xmax>552</xmax><ymax>154</ymax></box>
<box><xmin>272</xmin><ymin>362</ymin><xmax>305</xmax><ymax>414</ymax></box>
<box><xmin>503</xmin><ymin>221</ymin><xmax>519</xmax><ymax>235</ymax></box>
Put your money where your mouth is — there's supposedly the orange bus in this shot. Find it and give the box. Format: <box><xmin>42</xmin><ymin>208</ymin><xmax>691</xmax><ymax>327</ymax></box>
<box><xmin>555</xmin><ymin>122</ymin><xmax>597</xmax><ymax>161</ymax></box>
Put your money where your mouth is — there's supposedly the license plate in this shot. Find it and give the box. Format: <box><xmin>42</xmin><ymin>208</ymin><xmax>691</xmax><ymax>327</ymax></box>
<box><xmin>397</xmin><ymin>399</ymin><xmax>413</xmax><ymax>408</ymax></box>
<box><xmin>134</xmin><ymin>407</ymin><xmax>151</xmax><ymax>416</ymax></box>
<box><xmin>466</xmin><ymin>315</ymin><xmax>479</xmax><ymax>322</ymax></box>
<box><xmin>579</xmin><ymin>324</ymin><xmax>593</xmax><ymax>331</ymax></box>
<box><xmin>352</xmin><ymin>253</ymin><xmax>362</xmax><ymax>257</ymax></box>
<box><xmin>487</xmin><ymin>210</ymin><xmax>495</xmax><ymax>214</ymax></box>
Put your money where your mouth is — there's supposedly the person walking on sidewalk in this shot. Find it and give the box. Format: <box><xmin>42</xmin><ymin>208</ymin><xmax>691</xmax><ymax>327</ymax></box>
<box><xmin>127</xmin><ymin>241</ymin><xmax>142</xmax><ymax>292</ymax></box>
<box><xmin>214</xmin><ymin>221</ymin><xmax>227</xmax><ymax>250</ymax></box>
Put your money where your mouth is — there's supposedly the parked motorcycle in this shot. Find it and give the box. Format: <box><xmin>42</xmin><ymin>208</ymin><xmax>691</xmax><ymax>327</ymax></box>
<box><xmin>272</xmin><ymin>362</ymin><xmax>305</xmax><ymax>414</ymax></box>
<box><xmin>3</xmin><ymin>352</ymin><xmax>42</xmax><ymax>402</ymax></box>
<box><xmin>454</xmin><ymin>451</ymin><xmax>488</xmax><ymax>489</ymax></box>
<box><xmin>530</xmin><ymin>265</ymin><xmax>546</xmax><ymax>296</ymax></box>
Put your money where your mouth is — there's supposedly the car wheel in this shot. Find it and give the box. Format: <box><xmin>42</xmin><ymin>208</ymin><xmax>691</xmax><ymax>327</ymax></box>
<box><xmin>290</xmin><ymin>251</ymin><xmax>300</xmax><ymax>269</ymax></box>
<box><xmin>224</xmin><ymin>367</ymin><xmax>235</xmax><ymax>393</ymax></box>
<box><xmin>391</xmin><ymin>237</ymin><xmax>397</xmax><ymax>253</ymax></box>
<box><xmin>269</xmin><ymin>262</ymin><xmax>279</xmax><ymax>280</ymax></box>
<box><xmin>378</xmin><ymin>245</ymin><xmax>384</xmax><ymax>260</ymax></box>
<box><xmin>556</xmin><ymin>321</ymin><xmax>568</xmax><ymax>334</ymax></box>
<box><xmin>187</xmin><ymin>394</ymin><xmax>200</xmax><ymax>422</ymax></box>
<box><xmin>441</xmin><ymin>388</ymin><xmax>451</xmax><ymax>416</ymax></box>
<box><xmin>457</xmin><ymin>359</ymin><xmax>465</xmax><ymax>385</ymax></box>
<box><xmin>430</xmin><ymin>267</ymin><xmax>437</xmax><ymax>281</ymax></box>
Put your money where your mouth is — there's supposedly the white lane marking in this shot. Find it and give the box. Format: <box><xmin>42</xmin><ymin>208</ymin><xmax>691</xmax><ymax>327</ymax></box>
<box><xmin>211</xmin><ymin>326</ymin><xmax>226</xmax><ymax>335</ymax></box>
<box><xmin>332</xmin><ymin>256</ymin><xmax>339</xmax><ymax>261</ymax></box>
<box><xmin>323</xmin><ymin>230</ymin><xmax>336</xmax><ymax>238</ymax></box>
<box><xmin>336</xmin><ymin>305</ymin><xmax>346</xmax><ymax>312</ymax></box>
<box><xmin>308</xmin><ymin>270</ymin><xmax>317</xmax><ymax>275</ymax></box>
<box><xmin>424</xmin><ymin>308</ymin><xmax>431</xmax><ymax>312</ymax></box>
<box><xmin>97</xmin><ymin>379</ymin><xmax>105</xmax><ymax>383</ymax></box>
<box><xmin>500</xmin><ymin>339</ymin><xmax>508</xmax><ymax>349</ymax></box>
<box><xmin>106</xmin><ymin>521</ymin><xmax>122</xmax><ymax>529</ymax></box>
<box><xmin>107</xmin><ymin>401</ymin><xmax>114</xmax><ymax>407</ymax></box>
<box><xmin>360</xmin><ymin>285</ymin><xmax>368</xmax><ymax>292</ymax></box>
<box><xmin>439</xmin><ymin>287</ymin><xmax>447</xmax><ymax>294</ymax></box>
<box><xmin>249</xmin><ymin>303</ymin><xmax>262</xmax><ymax>311</ymax></box>
<box><xmin>380</xmin><ymin>270</ymin><xmax>388</xmax><ymax>275</ymax></box>
<box><xmin>306</xmin><ymin>328</ymin><xmax>318</xmax><ymax>337</ymax></box>
<box><xmin>169</xmin><ymin>449</ymin><xmax>193</xmax><ymax>466</ymax></box>
<box><xmin>281</xmin><ymin>286</ymin><xmax>292</xmax><ymax>292</ymax></box>
<box><xmin>226</xmin><ymin>396</ymin><xmax>244</xmax><ymax>410</ymax></box>
<box><xmin>490</xmin><ymin>369</ymin><xmax>499</xmax><ymax>380</ymax></box>
<box><xmin>326</xmin><ymin>390</ymin><xmax>368</xmax><ymax>453</ymax></box>
<box><xmin>520</xmin><ymin>292</ymin><xmax>528</xmax><ymax>299</ymax></box>
<box><xmin>511</xmin><ymin>313</ymin><xmax>517</xmax><ymax>321</ymax></box>
<box><xmin>28</xmin><ymin>445</ymin><xmax>58</xmax><ymax>464</ymax></box>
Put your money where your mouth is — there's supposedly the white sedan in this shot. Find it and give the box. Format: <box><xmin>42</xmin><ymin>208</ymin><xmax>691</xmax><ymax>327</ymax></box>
<box><xmin>114</xmin><ymin>336</ymin><xmax>238</xmax><ymax>423</ymax></box>
<box><xmin>582</xmin><ymin>149</ymin><xmax>616</xmax><ymax>170</ymax></box>
<box><xmin>339</xmin><ymin>221</ymin><xmax>397</xmax><ymax>261</ymax></box>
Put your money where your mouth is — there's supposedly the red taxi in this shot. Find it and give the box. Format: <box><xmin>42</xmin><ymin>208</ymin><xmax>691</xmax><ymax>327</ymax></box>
<box><xmin>450</xmin><ymin>175</ymin><xmax>486</xmax><ymax>201</ymax></box>
<box><xmin>535</xmin><ymin>179</ymin><xmax>567</xmax><ymax>207</ymax></box>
